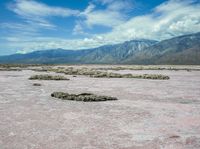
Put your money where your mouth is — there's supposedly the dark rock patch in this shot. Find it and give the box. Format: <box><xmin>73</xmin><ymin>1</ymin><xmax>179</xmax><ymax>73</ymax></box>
<box><xmin>169</xmin><ymin>135</ymin><xmax>181</xmax><ymax>139</ymax></box>
<box><xmin>33</xmin><ymin>83</ymin><xmax>42</xmax><ymax>86</ymax></box>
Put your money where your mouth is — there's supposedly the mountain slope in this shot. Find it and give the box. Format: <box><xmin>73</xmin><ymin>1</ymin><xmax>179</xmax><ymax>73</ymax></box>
<box><xmin>79</xmin><ymin>39</ymin><xmax>157</xmax><ymax>64</ymax></box>
<box><xmin>124</xmin><ymin>32</ymin><xmax>200</xmax><ymax>64</ymax></box>
<box><xmin>0</xmin><ymin>32</ymin><xmax>199</xmax><ymax>64</ymax></box>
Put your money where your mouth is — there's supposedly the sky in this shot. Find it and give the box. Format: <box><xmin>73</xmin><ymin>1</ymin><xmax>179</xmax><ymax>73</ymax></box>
<box><xmin>0</xmin><ymin>0</ymin><xmax>200</xmax><ymax>55</ymax></box>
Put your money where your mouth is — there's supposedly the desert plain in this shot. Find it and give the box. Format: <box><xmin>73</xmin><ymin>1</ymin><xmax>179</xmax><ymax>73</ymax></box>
<box><xmin>0</xmin><ymin>65</ymin><xmax>200</xmax><ymax>149</ymax></box>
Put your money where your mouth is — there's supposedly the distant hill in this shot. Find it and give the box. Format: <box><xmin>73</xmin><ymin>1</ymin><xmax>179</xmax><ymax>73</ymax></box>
<box><xmin>0</xmin><ymin>32</ymin><xmax>199</xmax><ymax>64</ymax></box>
<box><xmin>0</xmin><ymin>39</ymin><xmax>157</xmax><ymax>64</ymax></box>
<box><xmin>0</xmin><ymin>49</ymin><xmax>87</xmax><ymax>64</ymax></box>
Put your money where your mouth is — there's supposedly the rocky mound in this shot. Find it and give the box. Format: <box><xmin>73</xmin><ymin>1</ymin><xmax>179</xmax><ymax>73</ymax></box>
<box><xmin>51</xmin><ymin>92</ymin><xmax>118</xmax><ymax>102</ymax></box>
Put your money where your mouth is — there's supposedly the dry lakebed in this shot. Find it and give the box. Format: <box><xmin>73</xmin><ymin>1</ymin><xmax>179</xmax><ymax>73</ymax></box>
<box><xmin>0</xmin><ymin>65</ymin><xmax>200</xmax><ymax>149</ymax></box>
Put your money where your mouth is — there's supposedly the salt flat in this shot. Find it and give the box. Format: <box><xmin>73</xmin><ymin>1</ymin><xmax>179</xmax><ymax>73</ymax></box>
<box><xmin>0</xmin><ymin>65</ymin><xmax>200</xmax><ymax>149</ymax></box>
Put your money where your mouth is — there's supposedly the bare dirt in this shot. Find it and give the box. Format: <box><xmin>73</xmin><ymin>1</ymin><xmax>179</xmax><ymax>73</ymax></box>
<box><xmin>0</xmin><ymin>65</ymin><xmax>200</xmax><ymax>149</ymax></box>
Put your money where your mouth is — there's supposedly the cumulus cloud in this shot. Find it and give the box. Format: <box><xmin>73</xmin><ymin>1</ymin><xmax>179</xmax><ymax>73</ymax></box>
<box><xmin>98</xmin><ymin>0</ymin><xmax>200</xmax><ymax>42</ymax></box>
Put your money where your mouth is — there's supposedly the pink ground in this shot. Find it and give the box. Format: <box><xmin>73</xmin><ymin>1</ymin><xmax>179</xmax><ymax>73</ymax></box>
<box><xmin>0</xmin><ymin>66</ymin><xmax>200</xmax><ymax>149</ymax></box>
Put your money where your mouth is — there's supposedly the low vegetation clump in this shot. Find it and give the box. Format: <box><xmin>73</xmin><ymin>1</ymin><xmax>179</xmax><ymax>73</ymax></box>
<box><xmin>0</xmin><ymin>64</ymin><xmax>44</xmax><ymax>71</ymax></box>
<box><xmin>0</xmin><ymin>68</ymin><xmax>22</xmax><ymax>71</ymax></box>
<box><xmin>90</xmin><ymin>72</ymin><xmax>170</xmax><ymax>80</ymax></box>
<box><xmin>51</xmin><ymin>92</ymin><xmax>118</xmax><ymax>102</ymax></box>
<box><xmin>30</xmin><ymin>66</ymin><xmax>54</xmax><ymax>72</ymax></box>
<box><xmin>0</xmin><ymin>64</ymin><xmax>42</xmax><ymax>68</ymax></box>
<box><xmin>37</xmin><ymin>67</ymin><xmax>103</xmax><ymax>76</ymax></box>
<box><xmin>33</xmin><ymin>67</ymin><xmax>170</xmax><ymax>80</ymax></box>
<box><xmin>29</xmin><ymin>74</ymin><xmax>69</xmax><ymax>80</ymax></box>
<box><xmin>96</xmin><ymin>66</ymin><xmax>200</xmax><ymax>71</ymax></box>
<box><xmin>133</xmin><ymin>74</ymin><xmax>170</xmax><ymax>80</ymax></box>
<box><xmin>0</xmin><ymin>65</ymin><xmax>22</xmax><ymax>71</ymax></box>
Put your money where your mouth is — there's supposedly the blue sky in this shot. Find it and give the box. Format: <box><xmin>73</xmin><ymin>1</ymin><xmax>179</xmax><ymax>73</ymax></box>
<box><xmin>0</xmin><ymin>0</ymin><xmax>200</xmax><ymax>55</ymax></box>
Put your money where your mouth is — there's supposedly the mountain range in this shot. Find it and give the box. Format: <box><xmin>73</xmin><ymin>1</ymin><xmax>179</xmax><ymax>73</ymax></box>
<box><xmin>0</xmin><ymin>32</ymin><xmax>200</xmax><ymax>64</ymax></box>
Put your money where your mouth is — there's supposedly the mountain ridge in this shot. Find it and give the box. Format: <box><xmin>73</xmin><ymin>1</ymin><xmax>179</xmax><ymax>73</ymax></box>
<box><xmin>0</xmin><ymin>32</ymin><xmax>199</xmax><ymax>64</ymax></box>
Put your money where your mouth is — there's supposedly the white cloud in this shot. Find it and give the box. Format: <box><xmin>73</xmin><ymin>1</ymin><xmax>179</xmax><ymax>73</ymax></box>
<box><xmin>72</xmin><ymin>1</ymin><xmax>131</xmax><ymax>36</ymax></box>
<box><xmin>7</xmin><ymin>0</ymin><xmax>80</xmax><ymax>29</ymax></box>
<box><xmin>79</xmin><ymin>1</ymin><xmax>133</xmax><ymax>28</ymax></box>
<box><xmin>0</xmin><ymin>22</ymin><xmax>38</xmax><ymax>32</ymax></box>
<box><xmin>96</xmin><ymin>0</ymin><xmax>200</xmax><ymax>42</ymax></box>
<box><xmin>94</xmin><ymin>0</ymin><xmax>114</xmax><ymax>5</ymax></box>
<box><xmin>107</xmin><ymin>0</ymin><xmax>133</xmax><ymax>11</ymax></box>
<box><xmin>8</xmin><ymin>0</ymin><xmax>79</xmax><ymax>18</ymax></box>
<box><xmin>9</xmin><ymin>0</ymin><xmax>79</xmax><ymax>17</ymax></box>
<box><xmin>73</xmin><ymin>22</ymin><xmax>85</xmax><ymax>35</ymax></box>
